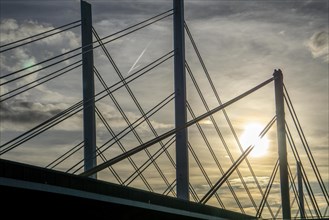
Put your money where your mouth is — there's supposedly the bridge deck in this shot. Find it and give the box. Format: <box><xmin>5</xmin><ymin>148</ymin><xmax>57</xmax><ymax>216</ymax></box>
<box><xmin>0</xmin><ymin>159</ymin><xmax>257</xmax><ymax>219</ymax></box>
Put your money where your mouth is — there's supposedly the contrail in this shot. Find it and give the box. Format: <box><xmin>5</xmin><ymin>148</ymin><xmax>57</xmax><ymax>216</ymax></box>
<box><xmin>127</xmin><ymin>41</ymin><xmax>151</xmax><ymax>75</ymax></box>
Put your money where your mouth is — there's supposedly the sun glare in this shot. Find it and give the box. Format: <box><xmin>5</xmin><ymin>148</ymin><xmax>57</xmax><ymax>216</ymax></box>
<box><xmin>240</xmin><ymin>123</ymin><xmax>269</xmax><ymax>157</ymax></box>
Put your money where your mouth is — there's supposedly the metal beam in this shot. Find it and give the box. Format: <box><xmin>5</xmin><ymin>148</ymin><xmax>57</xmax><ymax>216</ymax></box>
<box><xmin>80</xmin><ymin>77</ymin><xmax>274</xmax><ymax>177</ymax></box>
<box><xmin>200</xmin><ymin>145</ymin><xmax>254</xmax><ymax>204</ymax></box>
<box><xmin>174</xmin><ymin>0</ymin><xmax>188</xmax><ymax>200</ymax></box>
<box><xmin>81</xmin><ymin>0</ymin><xmax>96</xmax><ymax>179</ymax></box>
<box><xmin>273</xmin><ymin>69</ymin><xmax>291</xmax><ymax>219</ymax></box>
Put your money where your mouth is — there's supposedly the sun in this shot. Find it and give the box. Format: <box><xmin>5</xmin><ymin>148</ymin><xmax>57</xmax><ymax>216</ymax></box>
<box><xmin>239</xmin><ymin>123</ymin><xmax>269</xmax><ymax>157</ymax></box>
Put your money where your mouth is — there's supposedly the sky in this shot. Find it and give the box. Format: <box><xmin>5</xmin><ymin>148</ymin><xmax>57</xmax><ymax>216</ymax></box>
<box><xmin>0</xmin><ymin>0</ymin><xmax>328</xmax><ymax>218</ymax></box>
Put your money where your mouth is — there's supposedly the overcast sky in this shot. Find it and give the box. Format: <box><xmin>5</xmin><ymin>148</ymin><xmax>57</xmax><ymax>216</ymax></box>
<box><xmin>0</xmin><ymin>0</ymin><xmax>328</xmax><ymax>218</ymax></box>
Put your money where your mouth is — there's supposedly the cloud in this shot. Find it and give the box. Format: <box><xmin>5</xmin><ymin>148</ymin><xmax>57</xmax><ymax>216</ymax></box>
<box><xmin>298</xmin><ymin>0</ymin><xmax>329</xmax><ymax>15</ymax></box>
<box><xmin>0</xmin><ymin>19</ymin><xmax>79</xmax><ymax>47</ymax></box>
<box><xmin>95</xmin><ymin>102</ymin><xmax>173</xmax><ymax>133</ymax></box>
<box><xmin>229</xmin><ymin>176</ymin><xmax>280</xmax><ymax>191</ymax></box>
<box><xmin>0</xmin><ymin>100</ymin><xmax>64</xmax><ymax>124</ymax></box>
<box><xmin>0</xmin><ymin>19</ymin><xmax>80</xmax><ymax>72</ymax></box>
<box><xmin>307</xmin><ymin>31</ymin><xmax>329</xmax><ymax>63</ymax></box>
<box><xmin>0</xmin><ymin>19</ymin><xmax>45</xmax><ymax>43</ymax></box>
<box><xmin>0</xmin><ymin>99</ymin><xmax>85</xmax><ymax>136</ymax></box>
<box><xmin>0</xmin><ymin>18</ymin><xmax>18</xmax><ymax>30</ymax></box>
<box><xmin>0</xmin><ymin>18</ymin><xmax>82</xmax><ymax>105</ymax></box>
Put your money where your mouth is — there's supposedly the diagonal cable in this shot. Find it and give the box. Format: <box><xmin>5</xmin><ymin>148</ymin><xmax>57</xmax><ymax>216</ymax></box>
<box><xmin>80</xmin><ymin>77</ymin><xmax>275</xmax><ymax>177</ymax></box>
<box><xmin>187</xmin><ymin>102</ymin><xmax>237</xmax><ymax>209</ymax></box>
<box><xmin>184</xmin><ymin>21</ymin><xmax>274</xmax><ymax>218</ymax></box>
<box><xmin>124</xmin><ymin>136</ymin><xmax>176</xmax><ymax>196</ymax></box>
<box><xmin>164</xmin><ymin>180</ymin><xmax>176</xmax><ymax>196</ymax></box>
<box><xmin>200</xmin><ymin>117</ymin><xmax>275</xmax><ymax>205</ymax></box>
<box><xmin>256</xmin><ymin>159</ymin><xmax>279</xmax><ymax>218</ymax></box>
<box><xmin>94</xmin><ymin>71</ymin><xmax>153</xmax><ymax>191</ymax></box>
<box><xmin>0</xmin><ymin>61</ymin><xmax>82</xmax><ymax>102</ymax></box>
<box><xmin>68</xmin><ymin>91</ymin><xmax>175</xmax><ymax>175</ymax></box>
<box><xmin>285</xmin><ymin>123</ymin><xmax>322</xmax><ymax>217</ymax></box>
<box><xmin>287</xmin><ymin>163</ymin><xmax>306</xmax><ymax>219</ymax></box>
<box><xmin>92</xmin><ymin>29</ymin><xmax>176</xmax><ymax>193</ymax></box>
<box><xmin>96</xmin><ymin>107</ymin><xmax>141</xmax><ymax>186</ymax></box>
<box><xmin>187</xmin><ymin>140</ymin><xmax>225</xmax><ymax>208</ymax></box>
<box><xmin>0</xmin><ymin>9</ymin><xmax>173</xmax><ymax>80</ymax></box>
<box><xmin>94</xmin><ymin>66</ymin><xmax>173</xmax><ymax>193</ymax></box>
<box><xmin>0</xmin><ymin>50</ymin><xmax>173</xmax><ymax>155</ymax></box>
<box><xmin>186</xmin><ymin>61</ymin><xmax>258</xmax><ymax>212</ymax></box>
<box><xmin>0</xmin><ymin>20</ymin><xmax>81</xmax><ymax>51</ymax></box>
<box><xmin>97</xmin><ymin>146</ymin><xmax>123</xmax><ymax>185</ymax></box>
<box><xmin>200</xmin><ymin>145</ymin><xmax>254</xmax><ymax>204</ymax></box>
<box><xmin>189</xmin><ymin>181</ymin><xmax>200</xmax><ymax>202</ymax></box>
<box><xmin>46</xmin><ymin>141</ymin><xmax>84</xmax><ymax>169</ymax></box>
<box><xmin>284</xmin><ymin>85</ymin><xmax>329</xmax><ymax>204</ymax></box>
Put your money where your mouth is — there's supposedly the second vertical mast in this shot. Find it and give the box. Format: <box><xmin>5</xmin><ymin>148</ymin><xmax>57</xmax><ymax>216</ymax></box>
<box><xmin>274</xmin><ymin>69</ymin><xmax>291</xmax><ymax>218</ymax></box>
<box><xmin>174</xmin><ymin>0</ymin><xmax>189</xmax><ymax>200</ymax></box>
<box><xmin>81</xmin><ymin>0</ymin><xmax>97</xmax><ymax>179</ymax></box>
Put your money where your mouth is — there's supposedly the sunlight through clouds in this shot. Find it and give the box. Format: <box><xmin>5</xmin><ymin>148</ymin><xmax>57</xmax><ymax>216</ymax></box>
<box><xmin>239</xmin><ymin>123</ymin><xmax>269</xmax><ymax>157</ymax></box>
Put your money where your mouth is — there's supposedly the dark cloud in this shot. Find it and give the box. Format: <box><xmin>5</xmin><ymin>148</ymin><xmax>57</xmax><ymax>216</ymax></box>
<box><xmin>0</xmin><ymin>1</ymin><xmax>171</xmax><ymax>27</ymax></box>
<box><xmin>2</xmin><ymin>0</ymin><xmax>327</xmax><ymax>27</ymax></box>
<box><xmin>311</xmin><ymin>31</ymin><xmax>328</xmax><ymax>48</ymax></box>
<box><xmin>298</xmin><ymin>0</ymin><xmax>329</xmax><ymax>15</ymax></box>
<box><xmin>184</xmin><ymin>0</ymin><xmax>328</xmax><ymax>29</ymax></box>
<box><xmin>90</xmin><ymin>1</ymin><xmax>171</xmax><ymax>21</ymax></box>
<box><xmin>0</xmin><ymin>0</ymin><xmax>80</xmax><ymax>26</ymax></box>
<box><xmin>0</xmin><ymin>100</ymin><xmax>63</xmax><ymax>124</ymax></box>
<box><xmin>185</xmin><ymin>1</ymin><xmax>238</xmax><ymax>20</ymax></box>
